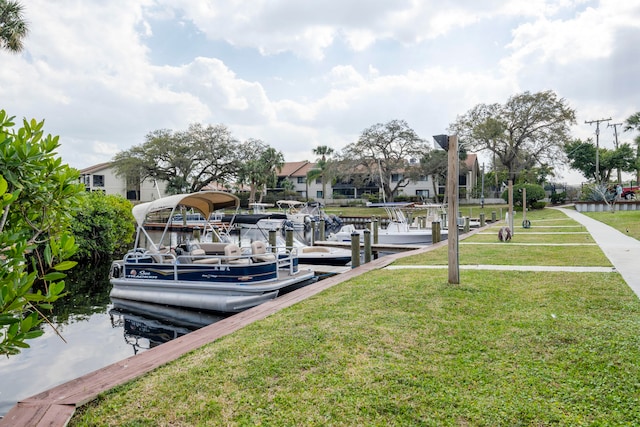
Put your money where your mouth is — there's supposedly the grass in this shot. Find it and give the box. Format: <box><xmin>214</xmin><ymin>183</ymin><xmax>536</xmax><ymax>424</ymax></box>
<box><xmin>582</xmin><ymin>210</ymin><xmax>640</xmax><ymax>240</ymax></box>
<box><xmin>69</xmin><ymin>207</ymin><xmax>640</xmax><ymax>426</ymax></box>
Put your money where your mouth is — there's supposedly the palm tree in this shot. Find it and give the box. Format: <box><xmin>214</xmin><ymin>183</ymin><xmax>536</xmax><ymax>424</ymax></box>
<box><xmin>0</xmin><ymin>0</ymin><xmax>29</xmax><ymax>53</ymax></box>
<box><xmin>310</xmin><ymin>145</ymin><xmax>335</xmax><ymax>201</ymax></box>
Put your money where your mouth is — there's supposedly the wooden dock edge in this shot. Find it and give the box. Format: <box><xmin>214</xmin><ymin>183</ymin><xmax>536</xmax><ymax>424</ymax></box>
<box><xmin>0</xmin><ymin>225</ymin><xmax>489</xmax><ymax>427</ymax></box>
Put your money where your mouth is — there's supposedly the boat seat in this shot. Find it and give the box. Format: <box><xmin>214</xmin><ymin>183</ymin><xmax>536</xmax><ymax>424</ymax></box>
<box><xmin>224</xmin><ymin>244</ymin><xmax>250</xmax><ymax>264</ymax></box>
<box><xmin>191</xmin><ymin>248</ymin><xmax>221</xmax><ymax>264</ymax></box>
<box><xmin>198</xmin><ymin>242</ymin><xmax>229</xmax><ymax>255</ymax></box>
<box><xmin>251</xmin><ymin>241</ymin><xmax>276</xmax><ymax>262</ymax></box>
<box><xmin>301</xmin><ymin>246</ymin><xmax>331</xmax><ymax>254</ymax></box>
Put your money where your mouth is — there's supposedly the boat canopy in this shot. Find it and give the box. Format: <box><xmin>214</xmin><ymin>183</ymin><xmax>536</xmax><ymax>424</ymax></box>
<box><xmin>132</xmin><ymin>191</ymin><xmax>240</xmax><ymax>226</ymax></box>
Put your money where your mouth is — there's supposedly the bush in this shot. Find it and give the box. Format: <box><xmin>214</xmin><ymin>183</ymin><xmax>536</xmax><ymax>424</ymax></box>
<box><xmin>501</xmin><ymin>183</ymin><xmax>546</xmax><ymax>208</ymax></box>
<box><xmin>70</xmin><ymin>192</ymin><xmax>135</xmax><ymax>262</ymax></box>
<box><xmin>550</xmin><ymin>192</ymin><xmax>566</xmax><ymax>204</ymax></box>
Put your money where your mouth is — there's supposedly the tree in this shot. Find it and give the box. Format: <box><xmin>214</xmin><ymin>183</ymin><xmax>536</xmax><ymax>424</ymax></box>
<box><xmin>341</xmin><ymin>119</ymin><xmax>428</xmax><ymax>202</ymax></box>
<box><xmin>565</xmin><ymin>139</ymin><xmax>636</xmax><ymax>183</ymax></box>
<box><xmin>450</xmin><ymin>90</ymin><xmax>576</xmax><ymax>182</ymax></box>
<box><xmin>624</xmin><ymin>112</ymin><xmax>640</xmax><ymax>185</ymax></box>
<box><xmin>236</xmin><ymin>140</ymin><xmax>285</xmax><ymax>204</ymax></box>
<box><xmin>113</xmin><ymin>123</ymin><xmax>242</xmax><ymax>195</ymax></box>
<box><xmin>0</xmin><ymin>0</ymin><xmax>28</xmax><ymax>53</ymax></box>
<box><xmin>307</xmin><ymin>145</ymin><xmax>335</xmax><ymax>201</ymax></box>
<box><xmin>0</xmin><ymin>110</ymin><xmax>84</xmax><ymax>356</ymax></box>
<box><xmin>420</xmin><ymin>150</ymin><xmax>447</xmax><ymax>203</ymax></box>
<box><xmin>70</xmin><ymin>192</ymin><xmax>135</xmax><ymax>263</ymax></box>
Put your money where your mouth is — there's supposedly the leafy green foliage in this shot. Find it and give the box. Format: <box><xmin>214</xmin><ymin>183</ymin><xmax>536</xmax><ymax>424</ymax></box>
<box><xmin>70</xmin><ymin>192</ymin><xmax>135</xmax><ymax>262</ymax></box>
<box><xmin>340</xmin><ymin>119</ymin><xmax>428</xmax><ymax>202</ymax></box>
<box><xmin>112</xmin><ymin>123</ymin><xmax>246</xmax><ymax>195</ymax></box>
<box><xmin>450</xmin><ymin>90</ymin><xmax>576</xmax><ymax>181</ymax></box>
<box><xmin>565</xmin><ymin>138</ymin><xmax>636</xmax><ymax>183</ymax></box>
<box><xmin>236</xmin><ymin>140</ymin><xmax>285</xmax><ymax>204</ymax></box>
<box><xmin>500</xmin><ymin>183</ymin><xmax>546</xmax><ymax>207</ymax></box>
<box><xmin>0</xmin><ymin>0</ymin><xmax>29</xmax><ymax>53</ymax></box>
<box><xmin>0</xmin><ymin>109</ymin><xmax>84</xmax><ymax>356</ymax></box>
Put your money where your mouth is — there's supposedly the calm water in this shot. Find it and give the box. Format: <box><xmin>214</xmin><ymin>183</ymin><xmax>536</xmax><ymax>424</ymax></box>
<box><xmin>0</xmin><ymin>263</ymin><xmax>224</xmax><ymax>416</ymax></box>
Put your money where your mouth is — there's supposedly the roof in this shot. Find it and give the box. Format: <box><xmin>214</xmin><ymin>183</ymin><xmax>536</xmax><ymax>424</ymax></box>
<box><xmin>277</xmin><ymin>161</ymin><xmax>316</xmax><ymax>177</ymax></box>
<box><xmin>464</xmin><ymin>153</ymin><xmax>477</xmax><ymax>169</ymax></box>
<box><xmin>79</xmin><ymin>162</ymin><xmax>112</xmax><ymax>174</ymax></box>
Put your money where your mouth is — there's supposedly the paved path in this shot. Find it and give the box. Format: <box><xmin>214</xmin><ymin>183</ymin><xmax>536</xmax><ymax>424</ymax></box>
<box><xmin>553</xmin><ymin>207</ymin><xmax>640</xmax><ymax>298</ymax></box>
<box><xmin>386</xmin><ymin>265</ymin><xmax>615</xmax><ymax>273</ymax></box>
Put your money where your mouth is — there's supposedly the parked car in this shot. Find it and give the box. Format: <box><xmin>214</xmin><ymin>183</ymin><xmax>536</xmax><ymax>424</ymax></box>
<box><xmin>621</xmin><ymin>185</ymin><xmax>639</xmax><ymax>200</ymax></box>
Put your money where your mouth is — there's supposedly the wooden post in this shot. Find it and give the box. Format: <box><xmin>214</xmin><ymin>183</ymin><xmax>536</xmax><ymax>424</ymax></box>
<box><xmin>373</xmin><ymin>219</ymin><xmax>379</xmax><ymax>244</ymax></box>
<box><xmin>350</xmin><ymin>232</ymin><xmax>360</xmax><ymax>268</ymax></box>
<box><xmin>310</xmin><ymin>219</ymin><xmax>316</xmax><ymax>246</ymax></box>
<box><xmin>268</xmin><ymin>229</ymin><xmax>277</xmax><ymax>253</ymax></box>
<box><xmin>508</xmin><ymin>180</ymin><xmax>514</xmax><ymax>235</ymax></box>
<box><xmin>363</xmin><ymin>229</ymin><xmax>372</xmax><ymax>264</ymax></box>
<box><xmin>447</xmin><ymin>135</ymin><xmax>460</xmax><ymax>284</ymax></box>
<box><xmin>431</xmin><ymin>220</ymin><xmax>441</xmax><ymax>243</ymax></box>
<box><xmin>285</xmin><ymin>227</ymin><xmax>293</xmax><ymax>250</ymax></box>
<box><xmin>479</xmin><ymin>212</ymin><xmax>485</xmax><ymax>227</ymax></box>
<box><xmin>522</xmin><ymin>187</ymin><xmax>527</xmax><ymax>225</ymax></box>
<box><xmin>319</xmin><ymin>218</ymin><xmax>325</xmax><ymax>241</ymax></box>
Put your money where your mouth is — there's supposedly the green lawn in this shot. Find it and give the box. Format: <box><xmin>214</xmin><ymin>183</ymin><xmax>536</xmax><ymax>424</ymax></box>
<box><xmin>69</xmin><ymin>207</ymin><xmax>640</xmax><ymax>426</ymax></box>
<box><xmin>583</xmin><ymin>210</ymin><xmax>640</xmax><ymax>240</ymax></box>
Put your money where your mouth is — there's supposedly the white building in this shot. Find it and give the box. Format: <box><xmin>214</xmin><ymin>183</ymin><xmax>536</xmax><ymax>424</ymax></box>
<box><xmin>79</xmin><ymin>163</ymin><xmax>168</xmax><ymax>202</ymax></box>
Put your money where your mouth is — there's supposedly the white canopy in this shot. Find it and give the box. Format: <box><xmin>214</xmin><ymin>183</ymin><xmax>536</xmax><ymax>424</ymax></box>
<box><xmin>132</xmin><ymin>191</ymin><xmax>240</xmax><ymax>226</ymax></box>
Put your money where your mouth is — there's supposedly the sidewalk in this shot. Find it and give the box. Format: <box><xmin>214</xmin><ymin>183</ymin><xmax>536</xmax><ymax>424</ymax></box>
<box><xmin>553</xmin><ymin>207</ymin><xmax>640</xmax><ymax>298</ymax></box>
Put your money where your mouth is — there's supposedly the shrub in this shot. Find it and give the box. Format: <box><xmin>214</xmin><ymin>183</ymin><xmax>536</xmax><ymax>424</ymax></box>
<box><xmin>501</xmin><ymin>183</ymin><xmax>546</xmax><ymax>208</ymax></box>
<box><xmin>70</xmin><ymin>192</ymin><xmax>135</xmax><ymax>262</ymax></box>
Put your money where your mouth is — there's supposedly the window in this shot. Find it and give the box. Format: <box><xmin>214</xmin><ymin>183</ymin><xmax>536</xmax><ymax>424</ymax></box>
<box><xmin>316</xmin><ymin>190</ymin><xmax>323</xmax><ymax>199</ymax></box>
<box><xmin>93</xmin><ymin>175</ymin><xmax>104</xmax><ymax>187</ymax></box>
<box><xmin>391</xmin><ymin>174</ymin><xmax>403</xmax><ymax>182</ymax></box>
<box><xmin>416</xmin><ymin>189</ymin><xmax>430</xmax><ymax>197</ymax></box>
<box><xmin>297</xmin><ymin>177</ymin><xmax>305</xmax><ymax>184</ymax></box>
<box><xmin>316</xmin><ymin>178</ymin><xmax>322</xmax><ymax>184</ymax></box>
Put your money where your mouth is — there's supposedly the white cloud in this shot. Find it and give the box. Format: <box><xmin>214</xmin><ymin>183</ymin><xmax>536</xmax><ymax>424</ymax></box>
<box><xmin>0</xmin><ymin>0</ymin><xmax>637</xmax><ymax>185</ymax></box>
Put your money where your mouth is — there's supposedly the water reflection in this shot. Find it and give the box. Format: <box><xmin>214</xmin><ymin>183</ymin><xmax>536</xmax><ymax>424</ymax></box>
<box><xmin>109</xmin><ymin>298</ymin><xmax>228</xmax><ymax>354</ymax></box>
<box><xmin>0</xmin><ymin>262</ymin><xmax>223</xmax><ymax>417</ymax></box>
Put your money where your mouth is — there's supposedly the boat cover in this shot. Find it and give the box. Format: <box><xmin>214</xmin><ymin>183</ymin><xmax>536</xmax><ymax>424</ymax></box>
<box><xmin>132</xmin><ymin>191</ymin><xmax>240</xmax><ymax>226</ymax></box>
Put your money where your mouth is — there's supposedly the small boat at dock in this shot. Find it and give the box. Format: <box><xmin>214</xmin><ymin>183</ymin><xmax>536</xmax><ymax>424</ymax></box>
<box><xmin>109</xmin><ymin>191</ymin><xmax>317</xmax><ymax>313</ymax></box>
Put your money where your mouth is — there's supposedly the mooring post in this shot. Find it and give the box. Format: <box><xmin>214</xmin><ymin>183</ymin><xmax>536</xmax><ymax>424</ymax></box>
<box><xmin>373</xmin><ymin>218</ymin><xmax>379</xmax><ymax>244</ymax></box>
<box><xmin>464</xmin><ymin>217</ymin><xmax>470</xmax><ymax>233</ymax></box>
<box><xmin>491</xmin><ymin>211</ymin><xmax>496</xmax><ymax>222</ymax></box>
<box><xmin>363</xmin><ymin>228</ymin><xmax>372</xmax><ymax>264</ymax></box>
<box><xmin>269</xmin><ymin>229</ymin><xmax>277</xmax><ymax>253</ymax></box>
<box><xmin>285</xmin><ymin>227</ymin><xmax>294</xmax><ymax>250</ymax></box>
<box><xmin>432</xmin><ymin>220</ymin><xmax>441</xmax><ymax>243</ymax></box>
<box><xmin>480</xmin><ymin>212</ymin><xmax>485</xmax><ymax>227</ymax></box>
<box><xmin>310</xmin><ymin>219</ymin><xmax>316</xmax><ymax>246</ymax></box>
<box><xmin>319</xmin><ymin>218</ymin><xmax>326</xmax><ymax>241</ymax></box>
<box><xmin>351</xmin><ymin>232</ymin><xmax>360</xmax><ymax>268</ymax></box>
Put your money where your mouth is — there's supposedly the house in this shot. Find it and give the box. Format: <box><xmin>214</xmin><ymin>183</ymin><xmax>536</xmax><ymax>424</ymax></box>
<box><xmin>80</xmin><ymin>152</ymin><xmax>481</xmax><ymax>205</ymax></box>
<box><xmin>274</xmin><ymin>161</ymin><xmax>323</xmax><ymax>199</ymax></box>
<box><xmin>79</xmin><ymin>163</ymin><xmax>168</xmax><ymax>202</ymax></box>
<box><xmin>275</xmin><ymin>153</ymin><xmax>480</xmax><ymax>203</ymax></box>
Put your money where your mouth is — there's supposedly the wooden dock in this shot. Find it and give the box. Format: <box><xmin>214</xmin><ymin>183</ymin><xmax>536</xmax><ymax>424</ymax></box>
<box><xmin>0</xmin><ymin>225</ymin><xmax>488</xmax><ymax>426</ymax></box>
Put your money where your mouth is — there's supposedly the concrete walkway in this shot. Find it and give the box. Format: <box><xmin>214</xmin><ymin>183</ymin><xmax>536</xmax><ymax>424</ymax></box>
<box><xmin>553</xmin><ymin>207</ymin><xmax>640</xmax><ymax>298</ymax></box>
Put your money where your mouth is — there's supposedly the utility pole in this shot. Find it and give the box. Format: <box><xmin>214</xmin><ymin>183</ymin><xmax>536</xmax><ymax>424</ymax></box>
<box><xmin>585</xmin><ymin>117</ymin><xmax>611</xmax><ymax>183</ymax></box>
<box><xmin>608</xmin><ymin>122</ymin><xmax>624</xmax><ymax>184</ymax></box>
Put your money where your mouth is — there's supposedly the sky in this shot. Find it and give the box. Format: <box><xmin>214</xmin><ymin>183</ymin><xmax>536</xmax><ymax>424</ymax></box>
<box><xmin>2</xmin><ymin>0</ymin><xmax>639</xmax><ymax>185</ymax></box>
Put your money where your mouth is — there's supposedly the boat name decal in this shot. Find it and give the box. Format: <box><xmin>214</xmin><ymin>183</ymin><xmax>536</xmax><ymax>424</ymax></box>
<box><xmin>126</xmin><ymin>269</ymin><xmax>158</xmax><ymax>279</ymax></box>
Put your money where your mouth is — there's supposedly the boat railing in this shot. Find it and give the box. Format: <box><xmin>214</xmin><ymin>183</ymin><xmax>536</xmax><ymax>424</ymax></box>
<box><xmin>123</xmin><ymin>245</ymin><xmax>300</xmax><ymax>277</ymax></box>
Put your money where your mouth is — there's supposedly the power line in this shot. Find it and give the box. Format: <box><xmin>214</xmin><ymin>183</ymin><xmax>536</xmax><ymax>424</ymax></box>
<box><xmin>585</xmin><ymin>117</ymin><xmax>611</xmax><ymax>183</ymax></box>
